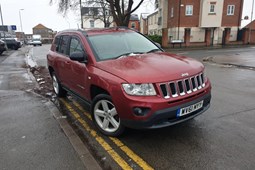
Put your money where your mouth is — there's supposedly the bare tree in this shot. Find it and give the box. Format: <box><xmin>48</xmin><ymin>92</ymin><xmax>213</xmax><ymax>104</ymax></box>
<box><xmin>50</xmin><ymin>0</ymin><xmax>144</xmax><ymax>27</ymax></box>
<box><xmin>106</xmin><ymin>0</ymin><xmax>144</xmax><ymax>26</ymax></box>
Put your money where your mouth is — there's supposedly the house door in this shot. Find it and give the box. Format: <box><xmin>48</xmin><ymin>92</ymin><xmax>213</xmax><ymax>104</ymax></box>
<box><xmin>210</xmin><ymin>28</ymin><xmax>214</xmax><ymax>46</ymax></box>
<box><xmin>222</xmin><ymin>30</ymin><xmax>226</xmax><ymax>45</ymax></box>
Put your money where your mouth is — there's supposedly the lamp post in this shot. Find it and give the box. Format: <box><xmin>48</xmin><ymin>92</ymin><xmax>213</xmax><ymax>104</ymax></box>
<box><xmin>79</xmin><ymin>0</ymin><xmax>83</xmax><ymax>29</ymax></box>
<box><xmin>0</xmin><ymin>4</ymin><xmax>6</xmax><ymax>39</ymax></box>
<box><xmin>177</xmin><ymin>0</ymin><xmax>184</xmax><ymax>40</ymax></box>
<box><xmin>19</xmin><ymin>9</ymin><xmax>24</xmax><ymax>32</ymax></box>
<box><xmin>19</xmin><ymin>9</ymin><xmax>24</xmax><ymax>42</ymax></box>
<box><xmin>251</xmin><ymin>0</ymin><xmax>254</xmax><ymax>23</ymax></box>
<box><xmin>248</xmin><ymin>0</ymin><xmax>254</xmax><ymax>44</ymax></box>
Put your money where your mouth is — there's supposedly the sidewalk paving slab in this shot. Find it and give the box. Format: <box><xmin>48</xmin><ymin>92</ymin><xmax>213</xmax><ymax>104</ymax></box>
<box><xmin>0</xmin><ymin>47</ymin><xmax>101</xmax><ymax>170</ymax></box>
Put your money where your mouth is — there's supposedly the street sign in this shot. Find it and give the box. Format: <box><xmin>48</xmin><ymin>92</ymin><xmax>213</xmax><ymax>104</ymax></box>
<box><xmin>11</xmin><ymin>25</ymin><xmax>17</xmax><ymax>30</ymax></box>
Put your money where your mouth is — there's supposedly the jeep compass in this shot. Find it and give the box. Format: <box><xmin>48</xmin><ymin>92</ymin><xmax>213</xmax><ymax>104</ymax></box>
<box><xmin>47</xmin><ymin>27</ymin><xmax>211</xmax><ymax>136</ymax></box>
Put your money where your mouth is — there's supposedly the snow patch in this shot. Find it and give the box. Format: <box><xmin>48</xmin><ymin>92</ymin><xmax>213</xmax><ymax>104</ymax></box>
<box><xmin>26</xmin><ymin>48</ymin><xmax>37</xmax><ymax>68</ymax></box>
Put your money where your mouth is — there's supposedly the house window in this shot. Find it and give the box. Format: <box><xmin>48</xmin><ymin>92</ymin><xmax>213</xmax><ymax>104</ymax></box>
<box><xmin>227</xmin><ymin>5</ymin><xmax>235</xmax><ymax>15</ymax></box>
<box><xmin>90</xmin><ymin>20</ymin><xmax>95</xmax><ymax>28</ymax></box>
<box><xmin>209</xmin><ymin>3</ymin><xmax>216</xmax><ymax>14</ymax></box>
<box><xmin>185</xmin><ymin>5</ymin><xmax>193</xmax><ymax>16</ymax></box>
<box><xmin>171</xmin><ymin>7</ymin><xmax>174</xmax><ymax>17</ymax></box>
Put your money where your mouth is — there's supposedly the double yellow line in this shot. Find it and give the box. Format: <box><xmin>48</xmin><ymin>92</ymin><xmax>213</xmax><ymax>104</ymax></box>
<box><xmin>60</xmin><ymin>99</ymin><xmax>153</xmax><ymax>170</ymax></box>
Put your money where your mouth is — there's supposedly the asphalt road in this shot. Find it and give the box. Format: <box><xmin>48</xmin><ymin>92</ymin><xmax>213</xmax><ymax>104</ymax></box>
<box><xmin>31</xmin><ymin>45</ymin><xmax>255</xmax><ymax>169</ymax></box>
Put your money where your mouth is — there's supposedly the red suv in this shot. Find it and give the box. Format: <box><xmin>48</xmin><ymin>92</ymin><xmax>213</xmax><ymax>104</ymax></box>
<box><xmin>47</xmin><ymin>27</ymin><xmax>211</xmax><ymax>136</ymax></box>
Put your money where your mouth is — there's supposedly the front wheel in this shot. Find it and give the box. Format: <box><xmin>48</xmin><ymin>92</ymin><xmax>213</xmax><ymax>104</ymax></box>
<box><xmin>52</xmin><ymin>72</ymin><xmax>67</xmax><ymax>97</ymax></box>
<box><xmin>91</xmin><ymin>94</ymin><xmax>125</xmax><ymax>136</ymax></box>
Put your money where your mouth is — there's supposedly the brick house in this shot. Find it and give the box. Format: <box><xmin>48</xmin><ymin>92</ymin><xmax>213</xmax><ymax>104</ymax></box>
<box><xmin>243</xmin><ymin>20</ymin><xmax>255</xmax><ymax>44</ymax></box>
<box><xmin>128</xmin><ymin>14</ymin><xmax>140</xmax><ymax>31</ymax></box>
<box><xmin>149</xmin><ymin>0</ymin><xmax>244</xmax><ymax>47</ymax></box>
<box><xmin>166</xmin><ymin>0</ymin><xmax>244</xmax><ymax>47</ymax></box>
<box><xmin>32</xmin><ymin>24</ymin><xmax>55</xmax><ymax>43</ymax></box>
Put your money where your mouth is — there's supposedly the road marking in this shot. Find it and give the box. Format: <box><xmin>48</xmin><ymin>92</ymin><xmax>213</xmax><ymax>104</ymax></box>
<box><xmin>110</xmin><ymin>137</ymin><xmax>154</xmax><ymax>170</ymax></box>
<box><xmin>60</xmin><ymin>99</ymin><xmax>132</xmax><ymax>170</ymax></box>
<box><xmin>72</xmin><ymin>100</ymin><xmax>154</xmax><ymax>170</ymax></box>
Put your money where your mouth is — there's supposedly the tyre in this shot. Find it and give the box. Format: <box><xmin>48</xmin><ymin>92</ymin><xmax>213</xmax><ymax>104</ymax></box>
<box><xmin>52</xmin><ymin>72</ymin><xmax>67</xmax><ymax>97</ymax></box>
<box><xmin>91</xmin><ymin>94</ymin><xmax>125</xmax><ymax>136</ymax></box>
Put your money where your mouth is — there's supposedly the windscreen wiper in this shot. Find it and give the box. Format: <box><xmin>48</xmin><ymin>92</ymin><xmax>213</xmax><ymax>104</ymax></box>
<box><xmin>147</xmin><ymin>49</ymin><xmax>161</xmax><ymax>53</ymax></box>
<box><xmin>114</xmin><ymin>52</ymin><xmax>144</xmax><ymax>59</ymax></box>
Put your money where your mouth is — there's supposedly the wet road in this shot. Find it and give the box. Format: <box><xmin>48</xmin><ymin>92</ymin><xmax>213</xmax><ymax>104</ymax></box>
<box><xmin>33</xmin><ymin>46</ymin><xmax>255</xmax><ymax>169</ymax></box>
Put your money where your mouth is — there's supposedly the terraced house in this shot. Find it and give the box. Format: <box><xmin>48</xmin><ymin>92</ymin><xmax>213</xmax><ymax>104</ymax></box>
<box><xmin>147</xmin><ymin>0</ymin><xmax>244</xmax><ymax>47</ymax></box>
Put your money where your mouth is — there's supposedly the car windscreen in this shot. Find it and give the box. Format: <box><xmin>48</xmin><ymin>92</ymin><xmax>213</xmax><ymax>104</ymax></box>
<box><xmin>88</xmin><ymin>32</ymin><xmax>160</xmax><ymax>61</ymax></box>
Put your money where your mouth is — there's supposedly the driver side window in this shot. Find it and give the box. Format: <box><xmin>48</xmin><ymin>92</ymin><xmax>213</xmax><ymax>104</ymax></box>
<box><xmin>69</xmin><ymin>37</ymin><xmax>84</xmax><ymax>56</ymax></box>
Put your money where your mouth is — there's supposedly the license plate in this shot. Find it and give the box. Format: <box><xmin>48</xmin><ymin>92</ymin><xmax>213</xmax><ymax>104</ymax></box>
<box><xmin>177</xmin><ymin>100</ymin><xmax>204</xmax><ymax>117</ymax></box>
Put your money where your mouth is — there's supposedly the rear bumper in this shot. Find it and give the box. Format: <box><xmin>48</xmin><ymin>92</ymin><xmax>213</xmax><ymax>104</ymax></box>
<box><xmin>121</xmin><ymin>92</ymin><xmax>211</xmax><ymax>129</ymax></box>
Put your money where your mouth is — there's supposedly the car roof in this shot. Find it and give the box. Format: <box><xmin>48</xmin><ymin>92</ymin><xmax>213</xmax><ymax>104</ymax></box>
<box><xmin>57</xmin><ymin>27</ymin><xmax>136</xmax><ymax>37</ymax></box>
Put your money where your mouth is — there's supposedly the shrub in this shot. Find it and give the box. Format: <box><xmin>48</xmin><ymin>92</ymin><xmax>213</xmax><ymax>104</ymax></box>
<box><xmin>147</xmin><ymin>35</ymin><xmax>162</xmax><ymax>45</ymax></box>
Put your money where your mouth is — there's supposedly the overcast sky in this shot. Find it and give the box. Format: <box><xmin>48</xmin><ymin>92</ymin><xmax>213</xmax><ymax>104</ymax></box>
<box><xmin>0</xmin><ymin>0</ymin><xmax>254</xmax><ymax>34</ymax></box>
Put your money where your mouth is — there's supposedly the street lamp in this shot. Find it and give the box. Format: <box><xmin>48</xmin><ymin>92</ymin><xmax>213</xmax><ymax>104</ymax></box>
<box><xmin>19</xmin><ymin>9</ymin><xmax>24</xmax><ymax>42</ymax></box>
<box><xmin>79</xmin><ymin>0</ymin><xmax>83</xmax><ymax>29</ymax></box>
<box><xmin>19</xmin><ymin>9</ymin><xmax>24</xmax><ymax>32</ymax></box>
<box><xmin>248</xmin><ymin>0</ymin><xmax>254</xmax><ymax>44</ymax></box>
<box><xmin>177</xmin><ymin>0</ymin><xmax>184</xmax><ymax>40</ymax></box>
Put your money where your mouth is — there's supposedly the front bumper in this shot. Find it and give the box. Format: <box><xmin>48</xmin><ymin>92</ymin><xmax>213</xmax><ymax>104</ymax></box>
<box><xmin>121</xmin><ymin>92</ymin><xmax>211</xmax><ymax>129</ymax></box>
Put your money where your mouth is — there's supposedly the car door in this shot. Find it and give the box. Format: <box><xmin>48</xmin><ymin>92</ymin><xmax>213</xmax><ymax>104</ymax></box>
<box><xmin>68</xmin><ymin>36</ymin><xmax>89</xmax><ymax>99</ymax></box>
<box><xmin>55</xmin><ymin>35</ymin><xmax>73</xmax><ymax>88</ymax></box>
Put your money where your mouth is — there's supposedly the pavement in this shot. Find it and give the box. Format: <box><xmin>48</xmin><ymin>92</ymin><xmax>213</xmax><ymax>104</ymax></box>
<box><xmin>0</xmin><ymin>47</ymin><xmax>101</xmax><ymax>170</ymax></box>
<box><xmin>0</xmin><ymin>45</ymin><xmax>254</xmax><ymax>170</ymax></box>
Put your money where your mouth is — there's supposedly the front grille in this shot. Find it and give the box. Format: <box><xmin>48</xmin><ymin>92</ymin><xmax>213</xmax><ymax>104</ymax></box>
<box><xmin>159</xmin><ymin>73</ymin><xmax>205</xmax><ymax>99</ymax></box>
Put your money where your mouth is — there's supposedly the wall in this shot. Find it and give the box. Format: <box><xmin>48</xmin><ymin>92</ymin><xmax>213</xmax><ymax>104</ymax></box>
<box><xmin>190</xmin><ymin>27</ymin><xmax>205</xmax><ymax>42</ymax></box>
<box><xmin>199</xmin><ymin>0</ymin><xmax>224</xmax><ymax>27</ymax></box>
<box><xmin>222</xmin><ymin>0</ymin><xmax>243</xmax><ymax>27</ymax></box>
<box><xmin>148</xmin><ymin>11</ymin><xmax>159</xmax><ymax>35</ymax></box>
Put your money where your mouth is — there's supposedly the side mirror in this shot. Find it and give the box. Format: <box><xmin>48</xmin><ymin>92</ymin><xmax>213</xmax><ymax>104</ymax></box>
<box><xmin>70</xmin><ymin>51</ymin><xmax>88</xmax><ymax>63</ymax></box>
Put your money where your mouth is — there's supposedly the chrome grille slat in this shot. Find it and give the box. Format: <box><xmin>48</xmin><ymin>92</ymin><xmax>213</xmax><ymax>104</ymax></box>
<box><xmin>159</xmin><ymin>73</ymin><xmax>205</xmax><ymax>99</ymax></box>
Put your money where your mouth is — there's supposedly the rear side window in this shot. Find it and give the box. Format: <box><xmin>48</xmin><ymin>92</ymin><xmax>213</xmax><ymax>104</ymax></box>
<box><xmin>57</xmin><ymin>35</ymin><xmax>70</xmax><ymax>55</ymax></box>
<box><xmin>54</xmin><ymin>36</ymin><xmax>60</xmax><ymax>51</ymax></box>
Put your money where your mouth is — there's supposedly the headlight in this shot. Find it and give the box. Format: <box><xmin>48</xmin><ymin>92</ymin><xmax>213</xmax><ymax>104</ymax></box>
<box><xmin>122</xmin><ymin>83</ymin><xmax>156</xmax><ymax>96</ymax></box>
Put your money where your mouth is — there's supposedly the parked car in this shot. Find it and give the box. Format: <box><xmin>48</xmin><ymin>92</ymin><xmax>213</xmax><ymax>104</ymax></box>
<box><xmin>47</xmin><ymin>27</ymin><xmax>211</xmax><ymax>136</ymax></box>
<box><xmin>32</xmin><ymin>34</ymin><xmax>42</xmax><ymax>46</ymax></box>
<box><xmin>0</xmin><ymin>39</ymin><xmax>8</xmax><ymax>54</ymax></box>
<box><xmin>2</xmin><ymin>38</ymin><xmax>21</xmax><ymax>50</ymax></box>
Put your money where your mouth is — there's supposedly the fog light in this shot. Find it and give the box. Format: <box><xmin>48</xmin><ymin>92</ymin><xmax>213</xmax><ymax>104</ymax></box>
<box><xmin>133</xmin><ymin>107</ymin><xmax>150</xmax><ymax>116</ymax></box>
